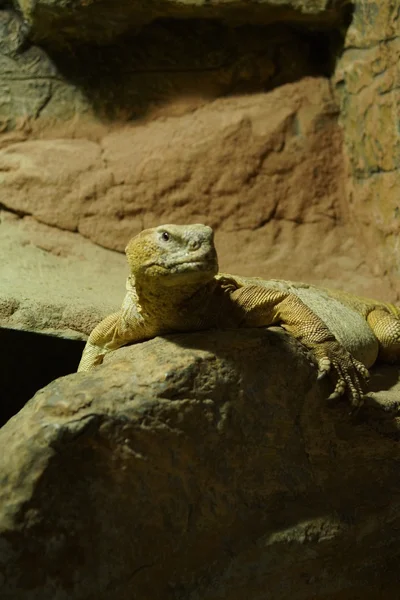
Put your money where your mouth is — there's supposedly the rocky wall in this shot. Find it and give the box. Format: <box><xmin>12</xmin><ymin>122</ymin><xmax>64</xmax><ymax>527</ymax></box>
<box><xmin>1</xmin><ymin>3</ymin><xmax>400</xmax><ymax>598</ymax></box>
<box><xmin>334</xmin><ymin>0</ymin><xmax>400</xmax><ymax>284</ymax></box>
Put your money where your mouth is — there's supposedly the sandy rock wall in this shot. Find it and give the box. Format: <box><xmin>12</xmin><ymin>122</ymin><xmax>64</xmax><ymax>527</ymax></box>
<box><xmin>1</xmin><ymin>3</ymin><xmax>400</xmax><ymax>597</ymax></box>
<box><xmin>13</xmin><ymin>0</ymin><xmax>348</xmax><ymax>44</ymax></box>
<box><xmin>1</xmin><ymin>0</ymin><xmax>399</xmax><ymax>340</ymax></box>
<box><xmin>334</xmin><ymin>1</ymin><xmax>400</xmax><ymax>282</ymax></box>
<box><xmin>0</xmin><ymin>78</ymin><xmax>344</xmax><ymax>253</ymax></box>
<box><xmin>0</xmin><ymin>9</ymin><xmax>341</xmax><ymax>128</ymax></box>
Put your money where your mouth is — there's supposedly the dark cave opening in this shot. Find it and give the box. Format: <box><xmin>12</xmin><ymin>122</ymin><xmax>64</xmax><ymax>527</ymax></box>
<box><xmin>40</xmin><ymin>13</ymin><xmax>353</xmax><ymax>121</ymax></box>
<box><xmin>0</xmin><ymin>328</ymin><xmax>85</xmax><ymax>427</ymax></box>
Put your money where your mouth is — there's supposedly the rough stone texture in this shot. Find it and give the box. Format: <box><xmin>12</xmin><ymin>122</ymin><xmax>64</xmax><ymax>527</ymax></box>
<box><xmin>0</xmin><ymin>114</ymin><xmax>394</xmax><ymax>340</ymax></box>
<box><xmin>0</xmin><ymin>10</ymin><xmax>339</xmax><ymax>128</ymax></box>
<box><xmin>2</xmin><ymin>208</ymin><xmax>391</xmax><ymax>342</ymax></box>
<box><xmin>15</xmin><ymin>0</ymin><xmax>348</xmax><ymax>44</ymax></box>
<box><xmin>2</xmin><ymin>77</ymin><xmax>395</xmax><ymax>315</ymax></box>
<box><xmin>1</xmin><ymin>329</ymin><xmax>400</xmax><ymax>599</ymax></box>
<box><xmin>333</xmin><ymin>1</ymin><xmax>400</xmax><ymax>287</ymax></box>
<box><xmin>1</xmin><ymin>0</ymin><xmax>399</xmax><ymax>302</ymax></box>
<box><xmin>1</xmin><ymin>2</ymin><xmax>400</xmax><ymax>597</ymax></box>
<box><xmin>1</xmin><ymin>77</ymin><xmax>343</xmax><ymax>243</ymax></box>
<box><xmin>0</xmin><ymin>10</ymin><xmax>90</xmax><ymax>130</ymax></box>
<box><xmin>0</xmin><ymin>212</ymin><xmax>126</xmax><ymax>339</ymax></box>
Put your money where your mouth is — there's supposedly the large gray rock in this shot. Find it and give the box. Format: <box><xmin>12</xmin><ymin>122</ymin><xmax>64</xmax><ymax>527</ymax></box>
<box><xmin>1</xmin><ymin>328</ymin><xmax>400</xmax><ymax>599</ymax></box>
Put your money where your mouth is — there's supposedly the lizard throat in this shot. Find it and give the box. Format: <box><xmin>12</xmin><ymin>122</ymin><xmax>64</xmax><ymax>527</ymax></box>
<box><xmin>134</xmin><ymin>278</ymin><xmax>217</xmax><ymax>322</ymax></box>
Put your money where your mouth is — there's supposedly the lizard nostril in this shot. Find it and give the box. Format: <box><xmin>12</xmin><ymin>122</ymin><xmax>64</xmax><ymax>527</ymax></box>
<box><xmin>188</xmin><ymin>239</ymin><xmax>201</xmax><ymax>251</ymax></box>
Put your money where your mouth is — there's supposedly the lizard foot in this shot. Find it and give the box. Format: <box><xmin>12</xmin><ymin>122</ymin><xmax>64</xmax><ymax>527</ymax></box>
<box><xmin>317</xmin><ymin>357</ymin><xmax>331</xmax><ymax>380</ymax></box>
<box><xmin>313</xmin><ymin>342</ymin><xmax>370</xmax><ymax>407</ymax></box>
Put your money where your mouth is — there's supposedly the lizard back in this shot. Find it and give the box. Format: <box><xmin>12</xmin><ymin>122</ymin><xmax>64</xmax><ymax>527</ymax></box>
<box><xmin>219</xmin><ymin>275</ymin><xmax>380</xmax><ymax>367</ymax></box>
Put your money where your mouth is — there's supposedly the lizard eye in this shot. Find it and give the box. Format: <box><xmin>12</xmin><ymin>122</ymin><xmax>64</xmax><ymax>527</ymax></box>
<box><xmin>161</xmin><ymin>231</ymin><xmax>170</xmax><ymax>242</ymax></box>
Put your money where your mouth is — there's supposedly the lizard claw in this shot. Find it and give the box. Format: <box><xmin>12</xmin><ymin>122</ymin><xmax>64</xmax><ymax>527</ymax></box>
<box><xmin>327</xmin><ymin>378</ymin><xmax>346</xmax><ymax>401</ymax></box>
<box><xmin>313</xmin><ymin>342</ymin><xmax>370</xmax><ymax>407</ymax></box>
<box><xmin>317</xmin><ymin>357</ymin><xmax>331</xmax><ymax>380</ymax></box>
<box><xmin>357</xmin><ymin>363</ymin><xmax>370</xmax><ymax>381</ymax></box>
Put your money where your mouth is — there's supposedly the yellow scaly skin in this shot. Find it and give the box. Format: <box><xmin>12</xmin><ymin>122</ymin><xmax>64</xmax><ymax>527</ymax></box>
<box><xmin>78</xmin><ymin>224</ymin><xmax>400</xmax><ymax>408</ymax></box>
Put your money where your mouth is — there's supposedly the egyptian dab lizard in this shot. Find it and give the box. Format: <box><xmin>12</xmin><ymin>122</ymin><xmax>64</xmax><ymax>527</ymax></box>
<box><xmin>78</xmin><ymin>223</ymin><xmax>400</xmax><ymax>407</ymax></box>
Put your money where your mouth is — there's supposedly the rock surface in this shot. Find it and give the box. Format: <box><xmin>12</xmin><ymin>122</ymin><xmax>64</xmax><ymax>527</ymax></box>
<box><xmin>2</xmin><ymin>0</ymin><xmax>400</xmax><ymax>319</ymax></box>
<box><xmin>1</xmin><ymin>2</ymin><xmax>400</xmax><ymax>597</ymax></box>
<box><xmin>0</xmin><ymin>212</ymin><xmax>126</xmax><ymax>339</ymax></box>
<box><xmin>15</xmin><ymin>0</ymin><xmax>348</xmax><ymax>44</ymax></box>
<box><xmin>0</xmin><ymin>205</ymin><xmax>395</xmax><ymax>341</ymax></box>
<box><xmin>2</xmin><ymin>77</ymin><xmax>396</xmax><ymax>332</ymax></box>
<box><xmin>334</xmin><ymin>1</ymin><xmax>400</xmax><ymax>282</ymax></box>
<box><xmin>1</xmin><ymin>78</ymin><xmax>342</xmax><ymax>248</ymax></box>
<box><xmin>1</xmin><ymin>0</ymin><xmax>400</xmax><ymax>293</ymax></box>
<box><xmin>1</xmin><ymin>329</ymin><xmax>400</xmax><ymax>599</ymax></box>
<box><xmin>0</xmin><ymin>10</ymin><xmax>340</xmax><ymax>128</ymax></box>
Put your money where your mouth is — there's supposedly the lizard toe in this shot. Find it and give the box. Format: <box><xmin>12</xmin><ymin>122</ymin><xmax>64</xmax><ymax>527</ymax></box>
<box><xmin>343</xmin><ymin>370</ymin><xmax>365</xmax><ymax>408</ymax></box>
<box><xmin>317</xmin><ymin>357</ymin><xmax>331</xmax><ymax>380</ymax></box>
<box><xmin>355</xmin><ymin>361</ymin><xmax>370</xmax><ymax>381</ymax></box>
<box><xmin>314</xmin><ymin>342</ymin><xmax>368</xmax><ymax>407</ymax></box>
<box><xmin>327</xmin><ymin>376</ymin><xmax>346</xmax><ymax>401</ymax></box>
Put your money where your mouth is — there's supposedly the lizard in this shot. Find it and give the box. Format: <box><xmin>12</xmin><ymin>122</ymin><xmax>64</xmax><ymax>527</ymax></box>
<box><xmin>77</xmin><ymin>223</ymin><xmax>400</xmax><ymax>407</ymax></box>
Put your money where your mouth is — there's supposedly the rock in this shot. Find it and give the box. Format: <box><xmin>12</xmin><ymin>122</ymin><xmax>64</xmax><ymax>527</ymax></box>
<box><xmin>0</xmin><ymin>213</ymin><xmax>126</xmax><ymax>339</ymax></box>
<box><xmin>1</xmin><ymin>77</ymin><xmax>392</xmax><ymax>299</ymax></box>
<box><xmin>0</xmin><ymin>78</ymin><xmax>341</xmax><ymax>245</ymax></box>
<box><xmin>15</xmin><ymin>0</ymin><xmax>347</xmax><ymax>45</ymax></box>
<box><xmin>0</xmin><ymin>10</ymin><xmax>90</xmax><ymax>130</ymax></box>
<box><xmin>334</xmin><ymin>2</ymin><xmax>400</xmax><ymax>289</ymax></box>
<box><xmin>0</xmin><ymin>328</ymin><xmax>400</xmax><ymax>599</ymax></box>
<box><xmin>2</xmin><ymin>0</ymin><xmax>400</xmax><ymax>295</ymax></box>
<box><xmin>0</xmin><ymin>10</ymin><xmax>344</xmax><ymax>128</ymax></box>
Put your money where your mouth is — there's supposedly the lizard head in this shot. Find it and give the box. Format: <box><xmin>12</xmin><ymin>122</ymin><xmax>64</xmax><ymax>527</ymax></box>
<box><xmin>125</xmin><ymin>224</ymin><xmax>218</xmax><ymax>286</ymax></box>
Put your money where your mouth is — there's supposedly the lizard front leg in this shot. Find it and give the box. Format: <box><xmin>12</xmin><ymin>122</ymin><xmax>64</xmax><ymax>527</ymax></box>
<box><xmin>78</xmin><ymin>311</ymin><xmax>125</xmax><ymax>372</ymax></box>
<box><xmin>230</xmin><ymin>285</ymin><xmax>369</xmax><ymax>407</ymax></box>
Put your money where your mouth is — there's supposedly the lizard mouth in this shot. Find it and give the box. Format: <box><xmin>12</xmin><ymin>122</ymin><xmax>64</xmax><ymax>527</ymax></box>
<box><xmin>169</xmin><ymin>257</ymin><xmax>218</xmax><ymax>270</ymax></box>
<box><xmin>143</xmin><ymin>259</ymin><xmax>217</xmax><ymax>277</ymax></box>
<box><xmin>174</xmin><ymin>260</ymin><xmax>209</xmax><ymax>267</ymax></box>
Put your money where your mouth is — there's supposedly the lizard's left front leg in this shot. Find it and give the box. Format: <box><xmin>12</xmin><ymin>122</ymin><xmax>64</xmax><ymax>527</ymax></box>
<box><xmin>230</xmin><ymin>285</ymin><xmax>369</xmax><ymax>407</ymax></box>
<box><xmin>78</xmin><ymin>311</ymin><xmax>125</xmax><ymax>372</ymax></box>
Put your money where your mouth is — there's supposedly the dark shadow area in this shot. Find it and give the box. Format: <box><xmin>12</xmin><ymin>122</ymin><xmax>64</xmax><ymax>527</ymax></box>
<box><xmin>368</xmin><ymin>363</ymin><xmax>400</xmax><ymax>393</ymax></box>
<box><xmin>38</xmin><ymin>12</ymin><xmax>353</xmax><ymax>121</ymax></box>
<box><xmin>0</xmin><ymin>328</ymin><xmax>85</xmax><ymax>427</ymax></box>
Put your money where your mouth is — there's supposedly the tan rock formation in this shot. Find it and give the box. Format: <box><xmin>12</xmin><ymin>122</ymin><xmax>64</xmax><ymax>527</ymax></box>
<box><xmin>1</xmin><ymin>78</ymin><xmax>341</xmax><ymax>246</ymax></box>
<box><xmin>15</xmin><ymin>0</ymin><xmax>348</xmax><ymax>44</ymax></box>
<box><xmin>0</xmin><ymin>0</ymin><xmax>398</xmax><ymax>335</ymax></box>
<box><xmin>0</xmin><ymin>213</ymin><xmax>126</xmax><ymax>338</ymax></box>
<box><xmin>1</xmin><ymin>2</ymin><xmax>400</xmax><ymax>596</ymax></box>
<box><xmin>0</xmin><ymin>329</ymin><xmax>399</xmax><ymax>599</ymax></box>
<box><xmin>3</xmin><ymin>78</ymin><xmax>393</xmax><ymax>327</ymax></box>
<box><xmin>334</xmin><ymin>1</ymin><xmax>400</xmax><ymax>288</ymax></box>
<box><xmin>1</xmin><ymin>0</ymin><xmax>399</xmax><ymax>297</ymax></box>
<box><xmin>0</xmin><ymin>10</ymin><xmax>339</xmax><ymax>128</ymax></box>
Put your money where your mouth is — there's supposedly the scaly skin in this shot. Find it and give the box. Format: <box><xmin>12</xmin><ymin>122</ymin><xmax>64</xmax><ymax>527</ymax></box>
<box><xmin>78</xmin><ymin>224</ymin><xmax>400</xmax><ymax>407</ymax></box>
